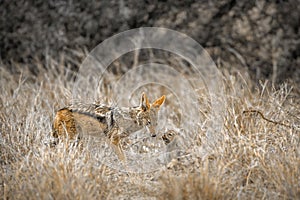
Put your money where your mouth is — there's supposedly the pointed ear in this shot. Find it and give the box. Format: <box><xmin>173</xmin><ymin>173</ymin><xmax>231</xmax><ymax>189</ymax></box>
<box><xmin>140</xmin><ymin>92</ymin><xmax>150</xmax><ymax>111</ymax></box>
<box><xmin>152</xmin><ymin>95</ymin><xmax>166</xmax><ymax>109</ymax></box>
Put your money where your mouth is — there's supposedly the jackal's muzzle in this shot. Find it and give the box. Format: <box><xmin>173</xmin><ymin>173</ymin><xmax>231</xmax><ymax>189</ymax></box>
<box><xmin>147</xmin><ymin>126</ymin><xmax>157</xmax><ymax>137</ymax></box>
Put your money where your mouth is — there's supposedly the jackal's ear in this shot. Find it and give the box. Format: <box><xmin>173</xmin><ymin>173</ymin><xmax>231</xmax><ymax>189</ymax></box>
<box><xmin>152</xmin><ymin>95</ymin><xmax>166</xmax><ymax>109</ymax></box>
<box><xmin>140</xmin><ymin>92</ymin><xmax>150</xmax><ymax>111</ymax></box>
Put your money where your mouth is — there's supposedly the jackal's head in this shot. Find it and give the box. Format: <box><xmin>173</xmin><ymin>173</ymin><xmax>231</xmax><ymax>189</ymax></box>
<box><xmin>137</xmin><ymin>93</ymin><xmax>166</xmax><ymax>137</ymax></box>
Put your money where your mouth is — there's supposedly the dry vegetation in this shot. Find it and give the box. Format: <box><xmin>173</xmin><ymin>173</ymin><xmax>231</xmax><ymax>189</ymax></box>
<box><xmin>1</xmin><ymin>1</ymin><xmax>299</xmax><ymax>199</ymax></box>
<box><xmin>0</xmin><ymin>56</ymin><xmax>299</xmax><ymax>199</ymax></box>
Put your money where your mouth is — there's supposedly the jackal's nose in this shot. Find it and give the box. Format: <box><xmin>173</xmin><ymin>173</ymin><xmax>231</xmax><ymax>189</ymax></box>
<box><xmin>147</xmin><ymin>127</ymin><xmax>157</xmax><ymax>137</ymax></box>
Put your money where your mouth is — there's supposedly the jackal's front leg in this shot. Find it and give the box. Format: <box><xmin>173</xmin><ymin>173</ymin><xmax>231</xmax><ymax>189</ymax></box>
<box><xmin>109</xmin><ymin>127</ymin><xmax>126</xmax><ymax>162</ymax></box>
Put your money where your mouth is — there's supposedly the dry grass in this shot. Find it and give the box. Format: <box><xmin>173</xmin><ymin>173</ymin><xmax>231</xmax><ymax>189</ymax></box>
<box><xmin>0</xmin><ymin>57</ymin><xmax>299</xmax><ymax>199</ymax></box>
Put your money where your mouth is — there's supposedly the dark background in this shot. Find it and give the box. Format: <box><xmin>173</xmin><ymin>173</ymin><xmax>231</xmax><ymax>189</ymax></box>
<box><xmin>1</xmin><ymin>0</ymin><xmax>299</xmax><ymax>85</ymax></box>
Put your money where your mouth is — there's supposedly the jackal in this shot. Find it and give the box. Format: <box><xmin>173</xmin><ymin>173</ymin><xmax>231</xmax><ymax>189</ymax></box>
<box><xmin>52</xmin><ymin>93</ymin><xmax>166</xmax><ymax>161</ymax></box>
<box><xmin>162</xmin><ymin>129</ymin><xmax>190</xmax><ymax>164</ymax></box>
<box><xmin>162</xmin><ymin>130</ymin><xmax>178</xmax><ymax>145</ymax></box>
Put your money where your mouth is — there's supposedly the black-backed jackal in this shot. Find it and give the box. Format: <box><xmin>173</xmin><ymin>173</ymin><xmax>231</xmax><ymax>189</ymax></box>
<box><xmin>52</xmin><ymin>93</ymin><xmax>166</xmax><ymax>161</ymax></box>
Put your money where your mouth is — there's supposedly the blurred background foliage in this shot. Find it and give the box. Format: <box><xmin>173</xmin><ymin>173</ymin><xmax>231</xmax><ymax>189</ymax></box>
<box><xmin>1</xmin><ymin>0</ymin><xmax>299</xmax><ymax>85</ymax></box>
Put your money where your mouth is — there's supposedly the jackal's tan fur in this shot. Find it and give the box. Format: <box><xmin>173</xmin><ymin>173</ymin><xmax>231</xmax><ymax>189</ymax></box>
<box><xmin>53</xmin><ymin>93</ymin><xmax>166</xmax><ymax>161</ymax></box>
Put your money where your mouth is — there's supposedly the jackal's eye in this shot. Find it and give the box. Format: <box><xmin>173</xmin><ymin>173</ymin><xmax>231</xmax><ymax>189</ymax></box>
<box><xmin>146</xmin><ymin>120</ymin><xmax>151</xmax><ymax>125</ymax></box>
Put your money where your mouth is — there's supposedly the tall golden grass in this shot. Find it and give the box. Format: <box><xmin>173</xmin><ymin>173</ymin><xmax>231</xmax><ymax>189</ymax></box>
<box><xmin>0</xmin><ymin>57</ymin><xmax>299</xmax><ymax>199</ymax></box>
